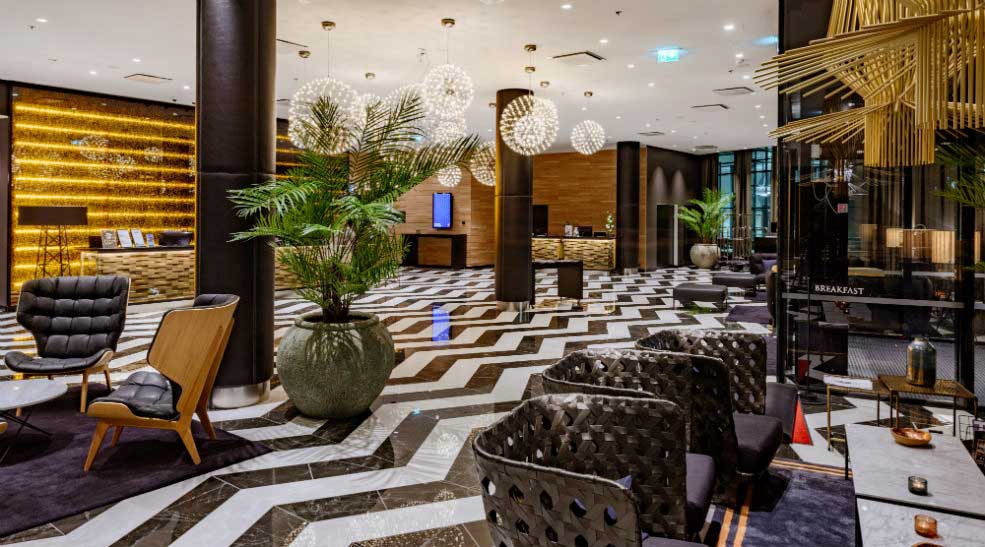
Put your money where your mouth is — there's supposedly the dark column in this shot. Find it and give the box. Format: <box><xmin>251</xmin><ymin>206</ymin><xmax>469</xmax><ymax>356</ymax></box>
<box><xmin>0</xmin><ymin>83</ymin><xmax>11</xmax><ymax>309</ymax></box>
<box><xmin>494</xmin><ymin>89</ymin><xmax>534</xmax><ymax>309</ymax></box>
<box><xmin>196</xmin><ymin>0</ymin><xmax>276</xmax><ymax>407</ymax></box>
<box><xmin>616</xmin><ymin>141</ymin><xmax>641</xmax><ymax>273</ymax></box>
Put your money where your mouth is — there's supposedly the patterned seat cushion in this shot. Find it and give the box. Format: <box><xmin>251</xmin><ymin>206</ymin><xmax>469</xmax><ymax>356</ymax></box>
<box><xmin>733</xmin><ymin>413</ymin><xmax>782</xmax><ymax>474</ymax></box>
<box><xmin>92</xmin><ymin>370</ymin><xmax>179</xmax><ymax>420</ymax></box>
<box><xmin>4</xmin><ymin>349</ymin><xmax>109</xmax><ymax>374</ymax></box>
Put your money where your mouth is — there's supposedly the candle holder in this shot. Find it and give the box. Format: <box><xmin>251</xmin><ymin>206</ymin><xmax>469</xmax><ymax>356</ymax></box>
<box><xmin>908</xmin><ymin>475</ymin><xmax>928</xmax><ymax>495</ymax></box>
<box><xmin>914</xmin><ymin>514</ymin><xmax>938</xmax><ymax>538</ymax></box>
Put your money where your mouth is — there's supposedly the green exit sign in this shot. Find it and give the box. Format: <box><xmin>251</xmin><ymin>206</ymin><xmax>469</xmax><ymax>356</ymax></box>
<box><xmin>656</xmin><ymin>48</ymin><xmax>681</xmax><ymax>63</ymax></box>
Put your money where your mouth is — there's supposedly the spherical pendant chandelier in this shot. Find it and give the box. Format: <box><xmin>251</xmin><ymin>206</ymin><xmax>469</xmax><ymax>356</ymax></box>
<box><xmin>288</xmin><ymin>77</ymin><xmax>361</xmax><ymax>154</ymax></box>
<box><xmin>469</xmin><ymin>141</ymin><xmax>496</xmax><ymax>186</ymax></box>
<box><xmin>500</xmin><ymin>95</ymin><xmax>559</xmax><ymax>156</ymax></box>
<box><xmin>431</xmin><ymin>117</ymin><xmax>467</xmax><ymax>144</ymax></box>
<box><xmin>383</xmin><ymin>83</ymin><xmax>424</xmax><ymax>111</ymax></box>
<box><xmin>571</xmin><ymin>120</ymin><xmax>606</xmax><ymax>155</ymax></box>
<box><xmin>437</xmin><ymin>165</ymin><xmax>462</xmax><ymax>187</ymax></box>
<box><xmin>422</xmin><ymin>64</ymin><xmax>474</xmax><ymax>118</ymax></box>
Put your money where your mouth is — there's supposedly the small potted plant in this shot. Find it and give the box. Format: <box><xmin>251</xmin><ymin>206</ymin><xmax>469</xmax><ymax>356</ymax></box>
<box><xmin>678</xmin><ymin>188</ymin><xmax>734</xmax><ymax>269</ymax></box>
<box><xmin>230</xmin><ymin>90</ymin><xmax>478</xmax><ymax>418</ymax></box>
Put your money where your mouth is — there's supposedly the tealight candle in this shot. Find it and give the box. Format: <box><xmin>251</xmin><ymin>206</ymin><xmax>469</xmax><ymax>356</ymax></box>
<box><xmin>908</xmin><ymin>475</ymin><xmax>928</xmax><ymax>495</ymax></box>
<box><xmin>914</xmin><ymin>514</ymin><xmax>938</xmax><ymax>538</ymax></box>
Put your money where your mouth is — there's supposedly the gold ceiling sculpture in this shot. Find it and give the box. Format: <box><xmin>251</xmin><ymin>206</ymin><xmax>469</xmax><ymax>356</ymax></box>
<box><xmin>756</xmin><ymin>0</ymin><xmax>985</xmax><ymax>167</ymax></box>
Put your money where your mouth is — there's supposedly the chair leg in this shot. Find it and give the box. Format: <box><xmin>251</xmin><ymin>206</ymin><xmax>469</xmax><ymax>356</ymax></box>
<box><xmin>83</xmin><ymin>421</ymin><xmax>110</xmax><ymax>472</ymax></box>
<box><xmin>196</xmin><ymin>402</ymin><xmax>217</xmax><ymax>440</ymax></box>
<box><xmin>80</xmin><ymin>370</ymin><xmax>90</xmax><ymax>413</ymax></box>
<box><xmin>103</xmin><ymin>368</ymin><xmax>112</xmax><ymax>390</ymax></box>
<box><xmin>178</xmin><ymin>426</ymin><xmax>201</xmax><ymax>465</ymax></box>
<box><xmin>110</xmin><ymin>426</ymin><xmax>124</xmax><ymax>447</ymax></box>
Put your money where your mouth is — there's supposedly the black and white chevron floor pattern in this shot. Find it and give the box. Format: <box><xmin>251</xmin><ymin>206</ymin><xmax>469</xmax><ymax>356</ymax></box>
<box><xmin>0</xmin><ymin>267</ymin><xmax>968</xmax><ymax>546</ymax></box>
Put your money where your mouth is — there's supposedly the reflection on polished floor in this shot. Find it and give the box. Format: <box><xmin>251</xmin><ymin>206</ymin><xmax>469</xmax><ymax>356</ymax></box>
<box><xmin>0</xmin><ymin>267</ymin><xmax>968</xmax><ymax>546</ymax></box>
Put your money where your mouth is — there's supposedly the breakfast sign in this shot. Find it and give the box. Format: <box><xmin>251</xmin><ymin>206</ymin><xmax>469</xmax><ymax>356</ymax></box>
<box><xmin>812</xmin><ymin>284</ymin><xmax>866</xmax><ymax>297</ymax></box>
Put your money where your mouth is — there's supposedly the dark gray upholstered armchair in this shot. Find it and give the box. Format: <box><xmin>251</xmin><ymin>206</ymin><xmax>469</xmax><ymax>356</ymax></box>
<box><xmin>543</xmin><ymin>349</ymin><xmax>740</xmax><ymax>511</ymax></box>
<box><xmin>5</xmin><ymin>276</ymin><xmax>129</xmax><ymax>412</ymax></box>
<box><xmin>473</xmin><ymin>394</ymin><xmax>701</xmax><ymax>547</ymax></box>
<box><xmin>749</xmin><ymin>253</ymin><xmax>778</xmax><ymax>285</ymax></box>
<box><xmin>636</xmin><ymin>329</ymin><xmax>799</xmax><ymax>442</ymax></box>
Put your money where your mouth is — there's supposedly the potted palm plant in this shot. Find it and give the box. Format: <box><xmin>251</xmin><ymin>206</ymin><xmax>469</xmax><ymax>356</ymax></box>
<box><xmin>230</xmin><ymin>90</ymin><xmax>478</xmax><ymax>418</ymax></box>
<box><xmin>678</xmin><ymin>188</ymin><xmax>734</xmax><ymax>269</ymax></box>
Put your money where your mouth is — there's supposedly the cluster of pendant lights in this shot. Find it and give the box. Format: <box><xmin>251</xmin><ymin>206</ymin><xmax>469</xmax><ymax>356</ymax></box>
<box><xmin>288</xmin><ymin>19</ymin><xmax>606</xmax><ymax>190</ymax></box>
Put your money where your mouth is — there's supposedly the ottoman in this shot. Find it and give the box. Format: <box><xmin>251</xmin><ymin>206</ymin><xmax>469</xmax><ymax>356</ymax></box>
<box><xmin>674</xmin><ymin>283</ymin><xmax>728</xmax><ymax>310</ymax></box>
<box><xmin>712</xmin><ymin>272</ymin><xmax>758</xmax><ymax>295</ymax></box>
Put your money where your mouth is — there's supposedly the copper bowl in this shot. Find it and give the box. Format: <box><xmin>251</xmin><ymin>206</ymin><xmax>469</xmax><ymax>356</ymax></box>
<box><xmin>892</xmin><ymin>427</ymin><xmax>932</xmax><ymax>447</ymax></box>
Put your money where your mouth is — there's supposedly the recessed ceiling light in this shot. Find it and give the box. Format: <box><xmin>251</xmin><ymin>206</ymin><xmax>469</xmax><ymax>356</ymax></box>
<box><xmin>627</xmin><ymin>64</ymin><xmax>635</xmax><ymax>69</ymax></box>
<box><xmin>616</xmin><ymin>115</ymin><xmax>622</xmax><ymax>119</ymax></box>
<box><xmin>742</xmin><ymin>75</ymin><xmax>751</xmax><ymax>80</ymax></box>
<box><xmin>88</xmin><ymin>70</ymin><xmax>97</xmax><ymax>76</ymax></box>
<box><xmin>735</xmin><ymin>52</ymin><xmax>744</xmax><ymax>59</ymax></box>
<box><xmin>560</xmin><ymin>3</ymin><xmax>573</xmax><ymax>10</ymax></box>
<box><xmin>646</xmin><ymin>123</ymin><xmax>651</xmax><ymax>127</ymax></box>
<box><xmin>581</xmin><ymin>106</ymin><xmax>587</xmax><ymax>111</ymax></box>
<box><xmin>762</xmin><ymin>123</ymin><xmax>769</xmax><ymax>127</ymax></box>
<box><xmin>35</xmin><ymin>17</ymin><xmax>48</xmax><ymax>23</ymax></box>
<box><xmin>132</xmin><ymin>57</ymin><xmax>141</xmax><ymax>63</ymax></box>
<box><xmin>693</xmin><ymin>136</ymin><xmax>698</xmax><ymax>139</ymax></box>
<box><xmin>364</xmin><ymin>72</ymin><xmax>376</xmax><ymax>80</ymax></box>
<box><xmin>723</xmin><ymin>23</ymin><xmax>735</xmax><ymax>31</ymax></box>
<box><xmin>754</xmin><ymin>104</ymin><xmax>762</xmax><ymax>109</ymax></box>
<box><xmin>671</xmin><ymin>129</ymin><xmax>677</xmax><ymax>133</ymax></box>
<box><xmin>183</xmin><ymin>84</ymin><xmax>191</xmax><ymax>90</ymax></box>
<box><xmin>599</xmin><ymin>38</ymin><xmax>609</xmax><ymax>44</ymax></box>
<box><xmin>648</xmin><ymin>82</ymin><xmax>655</xmax><ymax>87</ymax></box>
<box><xmin>487</xmin><ymin>129</ymin><xmax>493</xmax><ymax>132</ymax></box>
<box><xmin>759</xmin><ymin>115</ymin><xmax>766</xmax><ymax>119</ymax></box>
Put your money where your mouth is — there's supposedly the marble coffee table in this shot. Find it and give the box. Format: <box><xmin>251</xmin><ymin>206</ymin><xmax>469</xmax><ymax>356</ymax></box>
<box><xmin>0</xmin><ymin>379</ymin><xmax>68</xmax><ymax>463</ymax></box>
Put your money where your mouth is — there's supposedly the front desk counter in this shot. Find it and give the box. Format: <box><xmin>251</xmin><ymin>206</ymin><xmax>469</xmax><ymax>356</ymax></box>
<box><xmin>80</xmin><ymin>246</ymin><xmax>302</xmax><ymax>304</ymax></box>
<box><xmin>532</xmin><ymin>236</ymin><xmax>615</xmax><ymax>271</ymax></box>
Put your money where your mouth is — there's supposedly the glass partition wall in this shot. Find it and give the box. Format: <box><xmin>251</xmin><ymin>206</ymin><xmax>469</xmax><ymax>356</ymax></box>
<box><xmin>777</xmin><ymin>137</ymin><xmax>985</xmax><ymax>402</ymax></box>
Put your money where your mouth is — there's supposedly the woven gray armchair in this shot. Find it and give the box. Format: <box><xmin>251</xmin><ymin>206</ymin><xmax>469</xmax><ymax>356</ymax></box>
<box><xmin>473</xmin><ymin>394</ymin><xmax>700</xmax><ymax>547</ymax></box>
<box><xmin>542</xmin><ymin>349</ymin><xmax>740</xmax><ymax>509</ymax></box>
<box><xmin>635</xmin><ymin>329</ymin><xmax>799</xmax><ymax>441</ymax></box>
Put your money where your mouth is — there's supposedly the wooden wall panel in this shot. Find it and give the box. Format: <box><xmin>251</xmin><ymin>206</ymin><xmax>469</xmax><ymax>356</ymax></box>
<box><xmin>395</xmin><ymin>171</ymin><xmax>495</xmax><ymax>267</ymax></box>
<box><xmin>639</xmin><ymin>147</ymin><xmax>648</xmax><ymax>270</ymax></box>
<box><xmin>468</xmin><ymin>179</ymin><xmax>495</xmax><ymax>267</ymax></box>
<box><xmin>418</xmin><ymin>237</ymin><xmax>453</xmax><ymax>266</ymax></box>
<box><xmin>533</xmin><ymin>150</ymin><xmax>617</xmax><ymax>236</ymax></box>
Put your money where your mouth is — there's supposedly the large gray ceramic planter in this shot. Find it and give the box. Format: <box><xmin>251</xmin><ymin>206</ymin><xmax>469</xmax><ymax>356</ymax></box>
<box><xmin>277</xmin><ymin>311</ymin><xmax>394</xmax><ymax>419</ymax></box>
<box><xmin>690</xmin><ymin>243</ymin><xmax>721</xmax><ymax>269</ymax></box>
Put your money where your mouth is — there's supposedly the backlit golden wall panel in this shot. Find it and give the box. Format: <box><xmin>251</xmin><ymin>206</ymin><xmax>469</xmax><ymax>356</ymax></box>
<box><xmin>10</xmin><ymin>87</ymin><xmax>197</xmax><ymax>297</ymax></box>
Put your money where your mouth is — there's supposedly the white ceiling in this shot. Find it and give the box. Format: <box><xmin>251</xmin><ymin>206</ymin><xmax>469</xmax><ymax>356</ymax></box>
<box><xmin>0</xmin><ymin>0</ymin><xmax>779</xmax><ymax>153</ymax></box>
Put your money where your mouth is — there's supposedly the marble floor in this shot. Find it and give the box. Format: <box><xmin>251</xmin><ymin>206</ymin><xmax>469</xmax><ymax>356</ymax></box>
<box><xmin>0</xmin><ymin>267</ymin><xmax>975</xmax><ymax>546</ymax></box>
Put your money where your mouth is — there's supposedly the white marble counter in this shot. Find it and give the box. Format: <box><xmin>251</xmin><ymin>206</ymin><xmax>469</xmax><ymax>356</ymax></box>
<box><xmin>847</xmin><ymin>424</ymin><xmax>985</xmax><ymax>518</ymax></box>
<box><xmin>857</xmin><ymin>499</ymin><xmax>985</xmax><ymax>547</ymax></box>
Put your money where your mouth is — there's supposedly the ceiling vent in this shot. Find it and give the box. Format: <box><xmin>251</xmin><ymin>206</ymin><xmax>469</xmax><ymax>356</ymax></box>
<box><xmin>712</xmin><ymin>86</ymin><xmax>755</xmax><ymax>96</ymax></box>
<box><xmin>693</xmin><ymin>145</ymin><xmax>719</xmax><ymax>153</ymax></box>
<box><xmin>551</xmin><ymin>51</ymin><xmax>606</xmax><ymax>68</ymax></box>
<box><xmin>276</xmin><ymin>98</ymin><xmax>291</xmax><ymax>104</ymax></box>
<box><xmin>691</xmin><ymin>104</ymin><xmax>729</xmax><ymax>112</ymax></box>
<box><xmin>638</xmin><ymin>130</ymin><xmax>665</xmax><ymax>137</ymax></box>
<box><xmin>276</xmin><ymin>38</ymin><xmax>309</xmax><ymax>54</ymax></box>
<box><xmin>124</xmin><ymin>73</ymin><xmax>172</xmax><ymax>85</ymax></box>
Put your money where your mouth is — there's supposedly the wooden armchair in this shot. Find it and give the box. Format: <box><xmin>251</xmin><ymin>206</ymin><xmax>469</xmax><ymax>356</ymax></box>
<box><xmin>83</xmin><ymin>295</ymin><xmax>238</xmax><ymax>471</ymax></box>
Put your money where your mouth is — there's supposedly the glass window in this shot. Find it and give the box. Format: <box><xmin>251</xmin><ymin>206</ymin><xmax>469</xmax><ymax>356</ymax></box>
<box><xmin>751</xmin><ymin>148</ymin><xmax>773</xmax><ymax>236</ymax></box>
<box><xmin>718</xmin><ymin>152</ymin><xmax>735</xmax><ymax>237</ymax></box>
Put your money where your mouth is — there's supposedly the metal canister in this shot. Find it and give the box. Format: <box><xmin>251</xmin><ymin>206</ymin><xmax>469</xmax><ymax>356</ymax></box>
<box><xmin>906</xmin><ymin>336</ymin><xmax>937</xmax><ymax>387</ymax></box>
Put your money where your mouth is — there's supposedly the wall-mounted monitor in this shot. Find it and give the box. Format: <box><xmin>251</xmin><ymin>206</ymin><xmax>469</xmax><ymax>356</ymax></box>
<box><xmin>432</xmin><ymin>193</ymin><xmax>453</xmax><ymax>229</ymax></box>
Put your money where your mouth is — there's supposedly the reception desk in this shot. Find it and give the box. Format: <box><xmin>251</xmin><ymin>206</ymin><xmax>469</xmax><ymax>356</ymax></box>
<box><xmin>80</xmin><ymin>246</ymin><xmax>304</xmax><ymax>303</ymax></box>
<box><xmin>532</xmin><ymin>236</ymin><xmax>615</xmax><ymax>271</ymax></box>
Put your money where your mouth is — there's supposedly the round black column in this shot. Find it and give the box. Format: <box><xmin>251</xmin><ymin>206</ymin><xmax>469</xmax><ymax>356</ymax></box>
<box><xmin>616</xmin><ymin>141</ymin><xmax>641</xmax><ymax>273</ymax></box>
<box><xmin>494</xmin><ymin>89</ymin><xmax>534</xmax><ymax>310</ymax></box>
<box><xmin>196</xmin><ymin>0</ymin><xmax>276</xmax><ymax>407</ymax></box>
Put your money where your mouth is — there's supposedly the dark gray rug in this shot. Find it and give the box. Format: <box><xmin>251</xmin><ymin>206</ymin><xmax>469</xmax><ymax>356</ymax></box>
<box><xmin>0</xmin><ymin>385</ymin><xmax>270</xmax><ymax>538</ymax></box>
<box><xmin>708</xmin><ymin>459</ymin><xmax>855</xmax><ymax>546</ymax></box>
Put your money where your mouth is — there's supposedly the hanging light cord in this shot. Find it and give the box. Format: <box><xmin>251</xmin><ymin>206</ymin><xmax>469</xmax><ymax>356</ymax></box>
<box><xmin>326</xmin><ymin>29</ymin><xmax>331</xmax><ymax>77</ymax></box>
